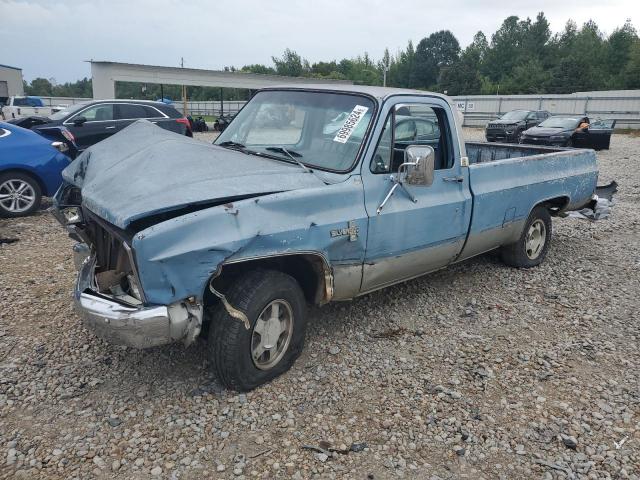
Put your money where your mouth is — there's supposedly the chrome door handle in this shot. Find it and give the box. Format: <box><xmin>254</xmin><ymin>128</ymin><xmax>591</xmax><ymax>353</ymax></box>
<box><xmin>105</xmin><ymin>126</ymin><xmax>116</xmax><ymax>130</ymax></box>
<box><xmin>443</xmin><ymin>176</ymin><xmax>463</xmax><ymax>183</ymax></box>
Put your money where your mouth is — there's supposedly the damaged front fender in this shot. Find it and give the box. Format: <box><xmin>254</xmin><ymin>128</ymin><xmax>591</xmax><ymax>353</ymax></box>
<box><xmin>131</xmin><ymin>177</ymin><xmax>368</xmax><ymax>306</ymax></box>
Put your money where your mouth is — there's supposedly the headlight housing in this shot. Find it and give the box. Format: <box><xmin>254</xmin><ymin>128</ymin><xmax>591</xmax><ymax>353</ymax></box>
<box><xmin>51</xmin><ymin>141</ymin><xmax>69</xmax><ymax>153</ymax></box>
<box><xmin>62</xmin><ymin>206</ymin><xmax>83</xmax><ymax>224</ymax></box>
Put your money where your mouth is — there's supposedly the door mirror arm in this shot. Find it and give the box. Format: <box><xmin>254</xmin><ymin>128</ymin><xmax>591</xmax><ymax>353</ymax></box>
<box><xmin>376</xmin><ymin>172</ymin><xmax>418</xmax><ymax>215</ymax></box>
<box><xmin>376</xmin><ymin>145</ymin><xmax>435</xmax><ymax>215</ymax></box>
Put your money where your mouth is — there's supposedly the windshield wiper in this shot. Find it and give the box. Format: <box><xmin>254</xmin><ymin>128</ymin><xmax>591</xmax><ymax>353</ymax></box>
<box><xmin>264</xmin><ymin>146</ymin><xmax>311</xmax><ymax>172</ymax></box>
<box><xmin>265</xmin><ymin>146</ymin><xmax>303</xmax><ymax>158</ymax></box>
<box><xmin>264</xmin><ymin>146</ymin><xmax>327</xmax><ymax>184</ymax></box>
<box><xmin>217</xmin><ymin>141</ymin><xmax>247</xmax><ymax>151</ymax></box>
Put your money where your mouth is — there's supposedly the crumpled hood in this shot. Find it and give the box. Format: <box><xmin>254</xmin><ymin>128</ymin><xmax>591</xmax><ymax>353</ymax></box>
<box><xmin>524</xmin><ymin>127</ymin><xmax>571</xmax><ymax>137</ymax></box>
<box><xmin>62</xmin><ymin>120</ymin><xmax>325</xmax><ymax>229</ymax></box>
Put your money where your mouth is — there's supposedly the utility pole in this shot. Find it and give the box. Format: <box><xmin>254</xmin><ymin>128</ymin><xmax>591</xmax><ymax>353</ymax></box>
<box><xmin>181</xmin><ymin>57</ymin><xmax>188</xmax><ymax>117</ymax></box>
<box><xmin>382</xmin><ymin>62</ymin><xmax>389</xmax><ymax>87</ymax></box>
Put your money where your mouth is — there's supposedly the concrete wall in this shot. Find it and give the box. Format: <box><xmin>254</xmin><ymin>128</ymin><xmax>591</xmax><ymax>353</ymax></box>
<box><xmin>452</xmin><ymin>91</ymin><xmax>640</xmax><ymax>129</ymax></box>
<box><xmin>0</xmin><ymin>65</ymin><xmax>24</xmax><ymax>98</ymax></box>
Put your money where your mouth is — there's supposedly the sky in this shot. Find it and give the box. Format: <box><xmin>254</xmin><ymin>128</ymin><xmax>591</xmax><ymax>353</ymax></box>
<box><xmin>0</xmin><ymin>0</ymin><xmax>637</xmax><ymax>83</ymax></box>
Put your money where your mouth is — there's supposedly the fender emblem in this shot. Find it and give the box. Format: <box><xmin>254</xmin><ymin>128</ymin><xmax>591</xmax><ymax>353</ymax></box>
<box><xmin>331</xmin><ymin>221</ymin><xmax>359</xmax><ymax>242</ymax></box>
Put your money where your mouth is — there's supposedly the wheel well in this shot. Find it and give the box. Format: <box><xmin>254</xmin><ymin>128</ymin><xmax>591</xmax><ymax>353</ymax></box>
<box><xmin>538</xmin><ymin>196</ymin><xmax>570</xmax><ymax>216</ymax></box>
<box><xmin>0</xmin><ymin>168</ymin><xmax>46</xmax><ymax>196</ymax></box>
<box><xmin>207</xmin><ymin>254</ymin><xmax>331</xmax><ymax>308</ymax></box>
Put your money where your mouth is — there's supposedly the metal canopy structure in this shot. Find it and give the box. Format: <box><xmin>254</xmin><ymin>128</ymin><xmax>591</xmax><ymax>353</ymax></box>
<box><xmin>90</xmin><ymin>61</ymin><xmax>352</xmax><ymax>99</ymax></box>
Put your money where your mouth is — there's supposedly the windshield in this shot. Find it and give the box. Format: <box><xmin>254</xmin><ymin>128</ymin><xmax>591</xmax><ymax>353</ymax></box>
<box><xmin>215</xmin><ymin>90</ymin><xmax>375</xmax><ymax>171</ymax></box>
<box><xmin>538</xmin><ymin>117</ymin><xmax>580</xmax><ymax>129</ymax></box>
<box><xmin>48</xmin><ymin>103</ymin><xmax>87</xmax><ymax>121</ymax></box>
<box><xmin>500</xmin><ymin>110</ymin><xmax>528</xmax><ymax>121</ymax></box>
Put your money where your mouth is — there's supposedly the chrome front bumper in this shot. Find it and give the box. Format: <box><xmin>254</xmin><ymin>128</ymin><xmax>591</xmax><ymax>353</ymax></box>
<box><xmin>74</xmin><ymin>250</ymin><xmax>202</xmax><ymax>349</ymax></box>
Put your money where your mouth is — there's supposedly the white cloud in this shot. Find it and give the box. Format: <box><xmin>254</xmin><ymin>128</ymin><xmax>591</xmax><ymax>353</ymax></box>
<box><xmin>0</xmin><ymin>0</ymin><xmax>635</xmax><ymax>82</ymax></box>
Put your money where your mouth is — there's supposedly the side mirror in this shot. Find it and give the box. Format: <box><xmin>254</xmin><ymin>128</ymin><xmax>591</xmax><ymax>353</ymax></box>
<box><xmin>73</xmin><ymin>116</ymin><xmax>87</xmax><ymax>126</ymax></box>
<box><xmin>403</xmin><ymin>145</ymin><xmax>435</xmax><ymax>186</ymax></box>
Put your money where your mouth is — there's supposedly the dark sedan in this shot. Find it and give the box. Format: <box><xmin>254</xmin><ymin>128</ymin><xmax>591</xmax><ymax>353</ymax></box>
<box><xmin>9</xmin><ymin>100</ymin><xmax>192</xmax><ymax>152</ymax></box>
<box><xmin>485</xmin><ymin>110</ymin><xmax>550</xmax><ymax>143</ymax></box>
<box><xmin>520</xmin><ymin>116</ymin><xmax>615</xmax><ymax>150</ymax></box>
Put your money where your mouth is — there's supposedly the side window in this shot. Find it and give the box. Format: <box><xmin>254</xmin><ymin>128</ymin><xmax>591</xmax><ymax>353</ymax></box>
<box><xmin>143</xmin><ymin>106</ymin><xmax>164</xmax><ymax>118</ymax></box>
<box><xmin>395</xmin><ymin>120</ymin><xmax>416</xmax><ymax>141</ymax></box>
<box><xmin>76</xmin><ymin>104</ymin><xmax>113</xmax><ymax>121</ymax></box>
<box><xmin>13</xmin><ymin>98</ymin><xmax>29</xmax><ymax>107</ymax></box>
<box><xmin>115</xmin><ymin>104</ymin><xmax>149</xmax><ymax>120</ymax></box>
<box><xmin>370</xmin><ymin>104</ymin><xmax>452</xmax><ymax>174</ymax></box>
<box><xmin>371</xmin><ymin>114</ymin><xmax>392</xmax><ymax>173</ymax></box>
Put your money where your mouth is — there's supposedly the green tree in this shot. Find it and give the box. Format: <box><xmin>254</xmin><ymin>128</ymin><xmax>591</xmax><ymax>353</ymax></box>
<box><xmin>412</xmin><ymin>30</ymin><xmax>460</xmax><ymax>89</ymax></box>
<box><xmin>272</xmin><ymin>49</ymin><xmax>309</xmax><ymax>77</ymax></box>
<box><xmin>620</xmin><ymin>39</ymin><xmax>640</xmax><ymax>88</ymax></box>
<box><xmin>241</xmin><ymin>64</ymin><xmax>276</xmax><ymax>75</ymax></box>
<box><xmin>607</xmin><ymin>19</ymin><xmax>638</xmax><ymax>79</ymax></box>
<box><xmin>26</xmin><ymin>77</ymin><xmax>54</xmax><ymax>96</ymax></box>
<box><xmin>438</xmin><ymin>32</ymin><xmax>487</xmax><ymax>95</ymax></box>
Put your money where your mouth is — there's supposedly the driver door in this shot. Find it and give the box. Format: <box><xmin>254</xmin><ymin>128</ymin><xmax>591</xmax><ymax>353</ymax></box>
<box><xmin>585</xmin><ymin>119</ymin><xmax>616</xmax><ymax>150</ymax></box>
<box><xmin>525</xmin><ymin>112</ymin><xmax>538</xmax><ymax>129</ymax></box>
<box><xmin>66</xmin><ymin>104</ymin><xmax>116</xmax><ymax>150</ymax></box>
<box><xmin>360</xmin><ymin>100</ymin><xmax>472</xmax><ymax>293</ymax></box>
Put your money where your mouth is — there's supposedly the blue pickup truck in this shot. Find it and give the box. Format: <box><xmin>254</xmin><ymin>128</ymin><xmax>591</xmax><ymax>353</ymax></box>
<box><xmin>53</xmin><ymin>85</ymin><xmax>599</xmax><ymax>390</ymax></box>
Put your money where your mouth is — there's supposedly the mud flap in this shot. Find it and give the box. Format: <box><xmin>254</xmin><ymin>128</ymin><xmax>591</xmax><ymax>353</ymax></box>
<box><xmin>564</xmin><ymin>181</ymin><xmax>618</xmax><ymax>221</ymax></box>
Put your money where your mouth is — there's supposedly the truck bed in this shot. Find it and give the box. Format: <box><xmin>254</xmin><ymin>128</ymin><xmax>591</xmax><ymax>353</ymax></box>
<box><xmin>466</xmin><ymin>141</ymin><xmax>564</xmax><ymax>164</ymax></box>
<box><xmin>458</xmin><ymin>141</ymin><xmax>598</xmax><ymax>260</ymax></box>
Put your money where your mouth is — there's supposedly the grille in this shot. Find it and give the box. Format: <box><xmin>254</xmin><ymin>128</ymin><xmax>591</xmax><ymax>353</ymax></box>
<box><xmin>81</xmin><ymin>211</ymin><xmax>127</xmax><ymax>272</ymax></box>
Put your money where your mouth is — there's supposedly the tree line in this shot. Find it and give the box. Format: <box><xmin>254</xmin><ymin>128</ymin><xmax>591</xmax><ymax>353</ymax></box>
<box><xmin>24</xmin><ymin>13</ymin><xmax>640</xmax><ymax>100</ymax></box>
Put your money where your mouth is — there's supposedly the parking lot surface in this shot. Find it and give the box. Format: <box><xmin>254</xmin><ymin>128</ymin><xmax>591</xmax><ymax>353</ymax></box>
<box><xmin>1</xmin><ymin>129</ymin><xmax>638</xmax><ymax>479</ymax></box>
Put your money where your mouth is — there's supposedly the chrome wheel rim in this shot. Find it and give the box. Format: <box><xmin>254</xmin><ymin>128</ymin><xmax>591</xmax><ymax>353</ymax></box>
<box><xmin>525</xmin><ymin>219</ymin><xmax>546</xmax><ymax>259</ymax></box>
<box><xmin>0</xmin><ymin>179</ymin><xmax>36</xmax><ymax>213</ymax></box>
<box><xmin>251</xmin><ymin>299</ymin><xmax>294</xmax><ymax>370</ymax></box>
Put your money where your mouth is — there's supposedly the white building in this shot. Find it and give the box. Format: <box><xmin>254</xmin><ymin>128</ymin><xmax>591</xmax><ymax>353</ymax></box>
<box><xmin>0</xmin><ymin>64</ymin><xmax>24</xmax><ymax>103</ymax></box>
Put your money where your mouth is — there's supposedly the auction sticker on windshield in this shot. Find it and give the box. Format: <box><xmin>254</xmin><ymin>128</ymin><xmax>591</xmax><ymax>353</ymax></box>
<box><xmin>333</xmin><ymin>105</ymin><xmax>369</xmax><ymax>143</ymax></box>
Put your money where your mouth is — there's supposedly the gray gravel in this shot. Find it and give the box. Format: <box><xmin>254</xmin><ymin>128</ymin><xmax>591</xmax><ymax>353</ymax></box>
<box><xmin>1</xmin><ymin>129</ymin><xmax>638</xmax><ymax>479</ymax></box>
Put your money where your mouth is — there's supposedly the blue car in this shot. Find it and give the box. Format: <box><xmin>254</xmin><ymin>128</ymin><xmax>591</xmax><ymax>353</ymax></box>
<box><xmin>0</xmin><ymin>122</ymin><xmax>74</xmax><ymax>217</ymax></box>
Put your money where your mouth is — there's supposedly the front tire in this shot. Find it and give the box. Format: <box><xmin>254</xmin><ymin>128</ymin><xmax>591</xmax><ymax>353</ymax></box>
<box><xmin>500</xmin><ymin>206</ymin><xmax>552</xmax><ymax>268</ymax></box>
<box><xmin>208</xmin><ymin>269</ymin><xmax>308</xmax><ymax>391</ymax></box>
<box><xmin>0</xmin><ymin>172</ymin><xmax>42</xmax><ymax>218</ymax></box>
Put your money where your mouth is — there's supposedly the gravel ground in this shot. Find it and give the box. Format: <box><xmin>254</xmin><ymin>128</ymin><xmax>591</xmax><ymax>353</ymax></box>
<box><xmin>1</xmin><ymin>129</ymin><xmax>638</xmax><ymax>479</ymax></box>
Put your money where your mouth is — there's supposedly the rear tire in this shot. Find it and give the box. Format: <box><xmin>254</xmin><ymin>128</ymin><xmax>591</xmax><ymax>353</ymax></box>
<box><xmin>208</xmin><ymin>269</ymin><xmax>307</xmax><ymax>391</ymax></box>
<box><xmin>0</xmin><ymin>172</ymin><xmax>42</xmax><ymax>218</ymax></box>
<box><xmin>500</xmin><ymin>206</ymin><xmax>552</xmax><ymax>268</ymax></box>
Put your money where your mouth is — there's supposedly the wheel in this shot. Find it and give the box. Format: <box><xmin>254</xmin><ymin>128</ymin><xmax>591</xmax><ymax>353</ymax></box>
<box><xmin>208</xmin><ymin>269</ymin><xmax>308</xmax><ymax>391</ymax></box>
<box><xmin>500</xmin><ymin>206</ymin><xmax>552</xmax><ymax>268</ymax></box>
<box><xmin>516</xmin><ymin>131</ymin><xmax>523</xmax><ymax>143</ymax></box>
<box><xmin>0</xmin><ymin>172</ymin><xmax>42</xmax><ymax>217</ymax></box>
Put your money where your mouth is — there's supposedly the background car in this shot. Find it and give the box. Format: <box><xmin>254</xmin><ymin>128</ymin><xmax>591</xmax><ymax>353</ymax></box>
<box><xmin>9</xmin><ymin>99</ymin><xmax>192</xmax><ymax>152</ymax></box>
<box><xmin>485</xmin><ymin>110</ymin><xmax>551</xmax><ymax>143</ymax></box>
<box><xmin>0</xmin><ymin>122</ymin><xmax>75</xmax><ymax>217</ymax></box>
<box><xmin>520</xmin><ymin>116</ymin><xmax>616</xmax><ymax>149</ymax></box>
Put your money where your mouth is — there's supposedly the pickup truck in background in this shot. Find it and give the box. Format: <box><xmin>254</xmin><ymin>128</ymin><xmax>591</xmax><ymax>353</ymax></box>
<box><xmin>53</xmin><ymin>85</ymin><xmax>601</xmax><ymax>391</ymax></box>
<box><xmin>1</xmin><ymin>96</ymin><xmax>64</xmax><ymax>120</ymax></box>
